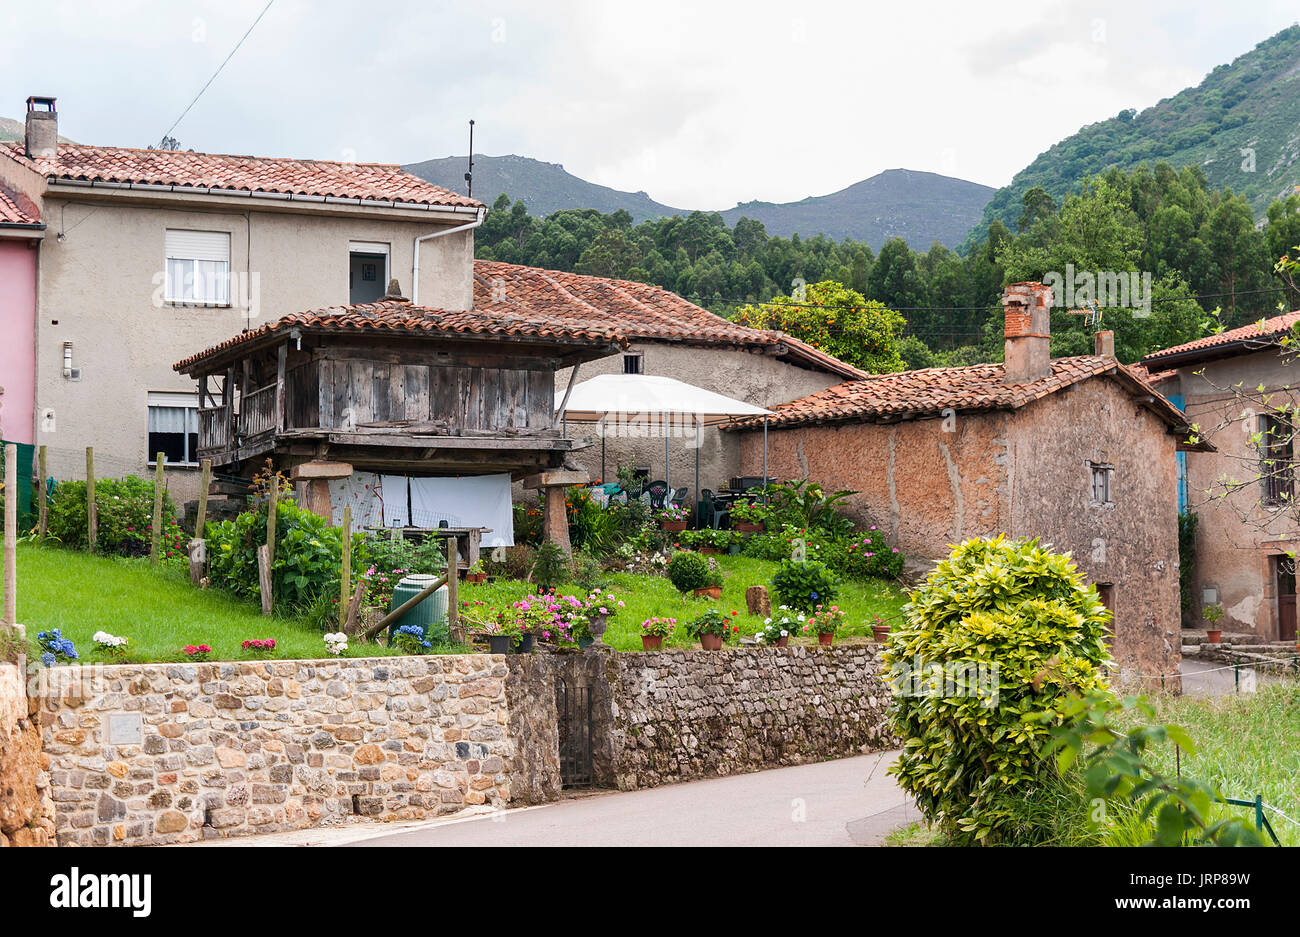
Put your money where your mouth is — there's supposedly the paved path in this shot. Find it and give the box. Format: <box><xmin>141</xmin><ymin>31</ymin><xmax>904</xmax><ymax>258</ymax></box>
<box><xmin>200</xmin><ymin>752</ymin><xmax>917</xmax><ymax>848</ymax></box>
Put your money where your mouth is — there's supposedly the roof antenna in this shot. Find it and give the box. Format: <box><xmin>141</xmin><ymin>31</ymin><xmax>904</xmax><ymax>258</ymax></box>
<box><xmin>464</xmin><ymin>119</ymin><xmax>474</xmax><ymax>197</ymax></box>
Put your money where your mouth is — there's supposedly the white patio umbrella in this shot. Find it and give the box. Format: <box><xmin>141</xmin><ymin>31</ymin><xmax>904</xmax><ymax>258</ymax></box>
<box><xmin>555</xmin><ymin>373</ymin><xmax>773</xmax><ymax>519</ymax></box>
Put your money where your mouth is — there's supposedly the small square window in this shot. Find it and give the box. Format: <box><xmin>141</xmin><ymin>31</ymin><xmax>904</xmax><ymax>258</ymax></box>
<box><xmin>1089</xmin><ymin>462</ymin><xmax>1113</xmax><ymax>504</ymax></box>
<box><xmin>165</xmin><ymin>230</ymin><xmax>231</xmax><ymax>305</ymax></box>
<box><xmin>147</xmin><ymin>392</ymin><xmax>200</xmax><ymax>466</ymax></box>
<box><xmin>623</xmin><ymin>354</ymin><xmax>643</xmax><ymax>375</ymax></box>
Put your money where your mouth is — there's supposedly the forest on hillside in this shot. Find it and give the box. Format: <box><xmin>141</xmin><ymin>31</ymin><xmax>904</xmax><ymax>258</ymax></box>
<box><xmin>475</xmin><ymin>159</ymin><xmax>1300</xmax><ymax>371</ymax></box>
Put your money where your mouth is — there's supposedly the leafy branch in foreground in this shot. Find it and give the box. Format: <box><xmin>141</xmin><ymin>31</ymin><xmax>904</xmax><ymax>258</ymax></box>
<box><xmin>1039</xmin><ymin>693</ymin><xmax>1263</xmax><ymax>847</ymax></box>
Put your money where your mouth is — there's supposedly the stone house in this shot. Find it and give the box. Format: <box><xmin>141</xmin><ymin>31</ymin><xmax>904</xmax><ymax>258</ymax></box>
<box><xmin>731</xmin><ymin>283</ymin><xmax>1207</xmax><ymax>686</ymax></box>
<box><xmin>1140</xmin><ymin>312</ymin><xmax>1300</xmax><ymax>642</ymax></box>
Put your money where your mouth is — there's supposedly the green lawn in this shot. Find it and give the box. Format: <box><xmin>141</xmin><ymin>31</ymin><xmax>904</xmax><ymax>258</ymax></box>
<box><xmin>3</xmin><ymin>541</ymin><xmax>906</xmax><ymax>662</ymax></box>
<box><xmin>1</xmin><ymin>541</ymin><xmax>411</xmax><ymax>663</ymax></box>
<box><xmin>1133</xmin><ymin>682</ymin><xmax>1300</xmax><ymax>846</ymax></box>
<box><xmin>460</xmin><ymin>554</ymin><xmax>907</xmax><ymax>651</ymax></box>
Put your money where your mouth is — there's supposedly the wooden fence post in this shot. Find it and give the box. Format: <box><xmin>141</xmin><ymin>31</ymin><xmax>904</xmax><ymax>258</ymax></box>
<box><xmin>150</xmin><ymin>453</ymin><xmax>165</xmax><ymax>566</ymax></box>
<box><xmin>37</xmin><ymin>445</ymin><xmax>47</xmax><ymax>539</ymax></box>
<box><xmin>189</xmin><ymin>458</ymin><xmax>211</xmax><ymax>585</ymax></box>
<box><xmin>85</xmin><ymin>446</ymin><xmax>96</xmax><ymax>553</ymax></box>
<box><xmin>3</xmin><ymin>443</ymin><xmax>16</xmax><ymax>631</ymax></box>
<box><xmin>266</xmin><ymin>474</ymin><xmax>278</xmax><ymax>564</ymax></box>
<box><xmin>257</xmin><ymin>545</ymin><xmax>273</xmax><ymax>617</ymax></box>
<box><xmin>338</xmin><ymin>505</ymin><xmax>352</xmax><ymax>630</ymax></box>
<box><xmin>446</xmin><ymin>536</ymin><xmax>460</xmax><ymax>642</ymax></box>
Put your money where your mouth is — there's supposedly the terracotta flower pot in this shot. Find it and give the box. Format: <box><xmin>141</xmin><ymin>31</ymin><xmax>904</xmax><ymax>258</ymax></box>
<box><xmin>817</xmin><ymin>632</ymin><xmax>835</xmax><ymax>646</ymax></box>
<box><xmin>662</xmin><ymin>520</ymin><xmax>687</xmax><ymax>532</ymax></box>
<box><xmin>642</xmin><ymin>635</ymin><xmax>663</xmax><ymax>651</ymax></box>
<box><xmin>465</xmin><ymin>572</ymin><xmax>487</xmax><ymax>583</ymax></box>
<box><xmin>735</xmin><ymin>521</ymin><xmax>764</xmax><ymax>533</ymax></box>
<box><xmin>700</xmin><ymin>633</ymin><xmax>723</xmax><ymax>650</ymax></box>
<box><xmin>693</xmin><ymin>585</ymin><xmax>723</xmax><ymax>600</ymax></box>
<box><xmin>776</xmin><ymin>635</ymin><xmax>789</xmax><ymax>647</ymax></box>
<box><xmin>872</xmin><ymin>625</ymin><xmax>890</xmax><ymax>643</ymax></box>
<box><xmin>1207</xmin><ymin>629</ymin><xmax>1222</xmax><ymax>644</ymax></box>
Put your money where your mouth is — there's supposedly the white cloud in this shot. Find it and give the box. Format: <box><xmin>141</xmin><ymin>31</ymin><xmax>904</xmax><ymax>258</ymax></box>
<box><xmin>0</xmin><ymin>0</ymin><xmax>1297</xmax><ymax>210</ymax></box>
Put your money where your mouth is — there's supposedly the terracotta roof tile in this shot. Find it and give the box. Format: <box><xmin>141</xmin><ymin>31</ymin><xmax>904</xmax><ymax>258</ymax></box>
<box><xmin>725</xmin><ymin>356</ymin><xmax>1190</xmax><ymax>431</ymax></box>
<box><xmin>174</xmin><ymin>299</ymin><xmax>624</xmax><ymax>373</ymax></box>
<box><xmin>1142</xmin><ymin>311</ymin><xmax>1300</xmax><ymax>366</ymax></box>
<box><xmin>0</xmin><ymin>182</ymin><xmax>39</xmax><ymax>225</ymax></box>
<box><xmin>1</xmin><ymin>143</ymin><xmax>481</xmax><ymax>210</ymax></box>
<box><xmin>473</xmin><ymin>260</ymin><xmax>867</xmax><ymax>379</ymax></box>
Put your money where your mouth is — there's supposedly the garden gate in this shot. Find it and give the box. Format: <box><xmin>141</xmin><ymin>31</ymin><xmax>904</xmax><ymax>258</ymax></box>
<box><xmin>557</xmin><ymin>677</ymin><xmax>593</xmax><ymax>788</ymax></box>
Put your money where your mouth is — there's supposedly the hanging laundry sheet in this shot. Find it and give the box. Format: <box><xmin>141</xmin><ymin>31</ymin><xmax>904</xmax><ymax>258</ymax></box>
<box><xmin>408</xmin><ymin>473</ymin><xmax>514</xmax><ymax>547</ymax></box>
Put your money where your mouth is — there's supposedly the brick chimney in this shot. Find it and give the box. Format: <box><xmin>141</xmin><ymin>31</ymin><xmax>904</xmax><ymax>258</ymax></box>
<box><xmin>24</xmin><ymin>96</ymin><xmax>57</xmax><ymax>159</ymax></box>
<box><xmin>1002</xmin><ymin>281</ymin><xmax>1053</xmax><ymax>384</ymax></box>
<box><xmin>1094</xmin><ymin>329</ymin><xmax>1115</xmax><ymax>358</ymax></box>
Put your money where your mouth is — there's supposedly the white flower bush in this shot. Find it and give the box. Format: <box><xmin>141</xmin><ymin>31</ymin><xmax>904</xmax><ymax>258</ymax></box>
<box><xmin>324</xmin><ymin>632</ymin><xmax>349</xmax><ymax>656</ymax></box>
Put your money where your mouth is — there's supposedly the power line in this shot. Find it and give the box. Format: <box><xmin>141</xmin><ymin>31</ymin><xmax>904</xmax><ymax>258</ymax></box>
<box><xmin>158</xmin><ymin>0</ymin><xmax>276</xmax><ymax>147</ymax></box>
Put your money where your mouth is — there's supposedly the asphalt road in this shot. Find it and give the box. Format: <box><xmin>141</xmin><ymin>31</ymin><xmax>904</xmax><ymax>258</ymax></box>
<box><xmin>197</xmin><ymin>751</ymin><xmax>918</xmax><ymax>847</ymax></box>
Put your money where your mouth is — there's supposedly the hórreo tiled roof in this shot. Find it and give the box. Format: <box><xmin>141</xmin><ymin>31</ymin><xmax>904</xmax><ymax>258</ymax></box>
<box><xmin>1</xmin><ymin>142</ymin><xmax>481</xmax><ymax>210</ymax></box>
<box><xmin>174</xmin><ymin>299</ymin><xmax>624</xmax><ymax>373</ymax></box>
<box><xmin>473</xmin><ymin>260</ymin><xmax>867</xmax><ymax>379</ymax></box>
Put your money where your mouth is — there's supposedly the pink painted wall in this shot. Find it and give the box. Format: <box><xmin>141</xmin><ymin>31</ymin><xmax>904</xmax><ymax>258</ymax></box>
<box><xmin>0</xmin><ymin>238</ymin><xmax>37</xmax><ymax>444</ymax></box>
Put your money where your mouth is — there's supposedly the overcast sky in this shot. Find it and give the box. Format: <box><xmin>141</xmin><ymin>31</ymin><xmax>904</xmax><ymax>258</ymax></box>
<box><xmin>1</xmin><ymin>0</ymin><xmax>1297</xmax><ymax>209</ymax></box>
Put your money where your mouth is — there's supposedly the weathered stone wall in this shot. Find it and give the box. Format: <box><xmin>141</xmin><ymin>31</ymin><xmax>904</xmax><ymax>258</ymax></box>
<box><xmin>0</xmin><ymin>662</ymin><xmax>55</xmax><ymax>846</ymax></box>
<box><xmin>601</xmin><ymin>645</ymin><xmax>897</xmax><ymax>788</ymax></box>
<box><xmin>39</xmin><ymin>656</ymin><xmax>510</xmax><ymax>846</ymax></box>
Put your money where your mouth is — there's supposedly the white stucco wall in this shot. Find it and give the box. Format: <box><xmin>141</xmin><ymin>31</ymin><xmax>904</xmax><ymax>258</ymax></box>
<box><xmin>32</xmin><ymin>193</ymin><xmax>474</xmax><ymax>504</ymax></box>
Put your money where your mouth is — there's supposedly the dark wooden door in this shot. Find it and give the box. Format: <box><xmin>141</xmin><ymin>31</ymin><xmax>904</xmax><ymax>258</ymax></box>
<box><xmin>1277</xmin><ymin>559</ymin><xmax>1296</xmax><ymax>642</ymax></box>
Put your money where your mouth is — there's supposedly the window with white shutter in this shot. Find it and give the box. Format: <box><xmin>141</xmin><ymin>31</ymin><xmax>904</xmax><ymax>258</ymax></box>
<box><xmin>165</xmin><ymin>230</ymin><xmax>231</xmax><ymax>305</ymax></box>
<box><xmin>147</xmin><ymin>391</ymin><xmax>200</xmax><ymax>465</ymax></box>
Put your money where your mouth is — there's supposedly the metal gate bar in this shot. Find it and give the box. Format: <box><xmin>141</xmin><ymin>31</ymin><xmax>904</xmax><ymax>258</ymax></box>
<box><xmin>558</xmin><ymin>679</ymin><xmax>593</xmax><ymax>788</ymax></box>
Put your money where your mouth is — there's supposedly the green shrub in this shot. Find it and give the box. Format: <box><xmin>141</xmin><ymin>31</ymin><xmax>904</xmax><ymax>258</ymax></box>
<box><xmin>763</xmin><ymin>478</ymin><xmax>856</xmax><ymax>538</ymax></box>
<box><xmin>206</xmin><ymin>499</ymin><xmax>364</xmax><ymax>611</ymax></box>
<box><xmin>666</xmin><ymin>549</ymin><xmax>720</xmax><ymax>593</ymax></box>
<box><xmin>886</xmin><ymin>536</ymin><xmax>1111</xmax><ymax>844</ymax></box>
<box><xmin>771</xmin><ymin>559</ymin><xmax>839</xmax><ymax>611</ymax></box>
<box><xmin>47</xmin><ymin>476</ymin><xmax>183</xmax><ymax>557</ymax></box>
<box><xmin>531</xmin><ymin>541</ymin><xmax>570</xmax><ymax>589</ymax></box>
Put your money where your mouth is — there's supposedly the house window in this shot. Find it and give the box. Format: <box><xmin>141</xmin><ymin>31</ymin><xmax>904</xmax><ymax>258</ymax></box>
<box><xmin>623</xmin><ymin>353</ymin><xmax>644</xmax><ymax>375</ymax></box>
<box><xmin>349</xmin><ymin>242</ymin><xmax>390</xmax><ymax>304</ymax></box>
<box><xmin>1259</xmin><ymin>414</ymin><xmax>1294</xmax><ymax>505</ymax></box>
<box><xmin>1089</xmin><ymin>462</ymin><xmax>1113</xmax><ymax>504</ymax></box>
<box><xmin>165</xmin><ymin>230</ymin><xmax>231</xmax><ymax>305</ymax></box>
<box><xmin>1096</xmin><ymin>583</ymin><xmax>1116</xmax><ymax>628</ymax></box>
<box><xmin>147</xmin><ymin>392</ymin><xmax>199</xmax><ymax>466</ymax></box>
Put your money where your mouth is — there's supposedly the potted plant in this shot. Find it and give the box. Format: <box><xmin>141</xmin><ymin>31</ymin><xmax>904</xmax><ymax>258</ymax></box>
<box><xmin>700</xmin><ymin>529</ymin><xmax>732</xmax><ymax>555</ymax></box>
<box><xmin>688</xmin><ymin>609</ymin><xmax>739</xmax><ymax>650</ymax></box>
<box><xmin>871</xmin><ymin>614</ymin><xmax>891</xmax><ymax>643</ymax></box>
<box><xmin>757</xmin><ymin>606</ymin><xmax>803</xmax><ymax>647</ymax></box>
<box><xmin>640</xmin><ymin>616</ymin><xmax>676</xmax><ymax>650</ymax></box>
<box><xmin>583</xmin><ymin>588</ymin><xmax>625</xmax><ymax>645</ymax></box>
<box><xmin>465</xmin><ymin>558</ymin><xmax>488</xmax><ymax>584</ymax></box>
<box><xmin>1203</xmin><ymin>603</ymin><xmax>1225</xmax><ymax>643</ymax></box>
<box><xmin>730</xmin><ymin>499</ymin><xmax>768</xmax><ymax>533</ymax></box>
<box><xmin>806</xmin><ymin>604</ymin><xmax>846</xmax><ymax>646</ymax></box>
<box><xmin>659</xmin><ymin>504</ymin><xmax>690</xmax><ymax>532</ymax></box>
<box><xmin>667</xmin><ymin>549</ymin><xmax>724</xmax><ymax>599</ymax></box>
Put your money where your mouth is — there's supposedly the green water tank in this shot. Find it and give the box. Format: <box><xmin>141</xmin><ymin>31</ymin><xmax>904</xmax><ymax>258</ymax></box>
<box><xmin>387</xmin><ymin>574</ymin><xmax>449</xmax><ymax>645</ymax></box>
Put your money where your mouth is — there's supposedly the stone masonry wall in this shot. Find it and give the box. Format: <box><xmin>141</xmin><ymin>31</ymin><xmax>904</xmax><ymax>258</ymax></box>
<box><xmin>39</xmin><ymin>656</ymin><xmax>510</xmax><ymax>846</ymax></box>
<box><xmin>0</xmin><ymin>662</ymin><xmax>55</xmax><ymax>846</ymax></box>
<box><xmin>602</xmin><ymin>645</ymin><xmax>897</xmax><ymax>789</ymax></box>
